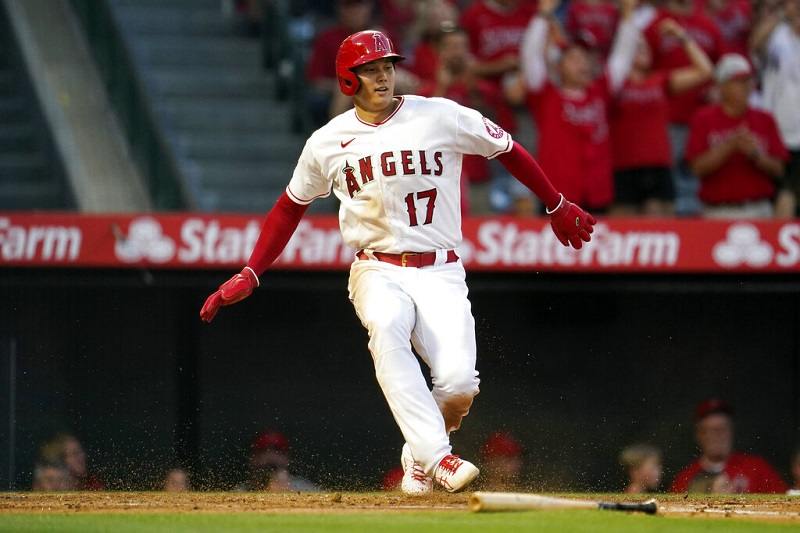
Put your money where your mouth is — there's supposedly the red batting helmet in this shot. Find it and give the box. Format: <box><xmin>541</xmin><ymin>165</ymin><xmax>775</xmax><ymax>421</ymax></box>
<box><xmin>335</xmin><ymin>30</ymin><xmax>404</xmax><ymax>96</ymax></box>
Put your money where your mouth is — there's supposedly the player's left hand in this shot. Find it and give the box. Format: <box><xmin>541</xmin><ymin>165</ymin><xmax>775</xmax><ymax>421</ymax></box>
<box><xmin>547</xmin><ymin>194</ymin><xmax>596</xmax><ymax>249</ymax></box>
<box><xmin>200</xmin><ymin>266</ymin><xmax>259</xmax><ymax>323</ymax></box>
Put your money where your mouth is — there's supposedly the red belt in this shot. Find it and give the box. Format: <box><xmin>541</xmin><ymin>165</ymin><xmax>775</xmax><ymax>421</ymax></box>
<box><xmin>356</xmin><ymin>249</ymin><xmax>459</xmax><ymax>268</ymax></box>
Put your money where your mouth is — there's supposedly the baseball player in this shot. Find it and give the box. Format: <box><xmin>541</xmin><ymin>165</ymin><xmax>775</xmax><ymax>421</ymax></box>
<box><xmin>200</xmin><ymin>30</ymin><xmax>596</xmax><ymax>494</ymax></box>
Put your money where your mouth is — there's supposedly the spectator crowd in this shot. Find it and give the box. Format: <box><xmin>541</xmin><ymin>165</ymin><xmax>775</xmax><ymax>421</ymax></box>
<box><xmin>255</xmin><ymin>0</ymin><xmax>800</xmax><ymax>219</ymax></box>
<box><xmin>29</xmin><ymin>400</ymin><xmax>800</xmax><ymax>494</ymax></box>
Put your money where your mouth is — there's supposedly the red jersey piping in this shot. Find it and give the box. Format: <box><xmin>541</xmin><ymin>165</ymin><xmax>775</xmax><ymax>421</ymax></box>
<box><xmin>354</xmin><ymin>96</ymin><xmax>405</xmax><ymax>127</ymax></box>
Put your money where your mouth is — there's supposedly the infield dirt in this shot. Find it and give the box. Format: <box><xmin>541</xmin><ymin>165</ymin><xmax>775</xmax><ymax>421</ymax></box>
<box><xmin>1</xmin><ymin>492</ymin><xmax>800</xmax><ymax>522</ymax></box>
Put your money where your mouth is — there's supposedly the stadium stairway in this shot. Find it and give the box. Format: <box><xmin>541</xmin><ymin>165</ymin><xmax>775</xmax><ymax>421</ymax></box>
<box><xmin>107</xmin><ymin>0</ymin><xmax>310</xmax><ymax>213</ymax></box>
<box><xmin>0</xmin><ymin>3</ymin><xmax>71</xmax><ymax>210</ymax></box>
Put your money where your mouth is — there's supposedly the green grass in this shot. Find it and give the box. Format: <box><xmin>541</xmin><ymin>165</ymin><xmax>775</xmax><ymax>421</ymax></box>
<box><xmin>0</xmin><ymin>511</ymin><xmax>796</xmax><ymax>533</ymax></box>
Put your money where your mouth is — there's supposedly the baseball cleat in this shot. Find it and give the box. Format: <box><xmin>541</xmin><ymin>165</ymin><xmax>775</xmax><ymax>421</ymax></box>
<box><xmin>400</xmin><ymin>443</ymin><xmax>433</xmax><ymax>495</ymax></box>
<box><xmin>433</xmin><ymin>454</ymin><xmax>479</xmax><ymax>493</ymax></box>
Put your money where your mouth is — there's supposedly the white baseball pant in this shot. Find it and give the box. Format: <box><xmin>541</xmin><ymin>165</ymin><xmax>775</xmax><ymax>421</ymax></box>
<box><xmin>348</xmin><ymin>257</ymin><xmax>480</xmax><ymax>476</ymax></box>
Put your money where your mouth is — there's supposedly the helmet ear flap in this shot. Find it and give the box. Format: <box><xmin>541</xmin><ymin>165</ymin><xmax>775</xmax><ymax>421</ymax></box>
<box><xmin>339</xmin><ymin>69</ymin><xmax>360</xmax><ymax>97</ymax></box>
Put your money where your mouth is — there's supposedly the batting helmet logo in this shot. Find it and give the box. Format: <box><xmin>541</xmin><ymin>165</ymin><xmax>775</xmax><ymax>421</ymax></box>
<box><xmin>373</xmin><ymin>33</ymin><xmax>388</xmax><ymax>52</ymax></box>
<box><xmin>336</xmin><ymin>30</ymin><xmax>405</xmax><ymax>96</ymax></box>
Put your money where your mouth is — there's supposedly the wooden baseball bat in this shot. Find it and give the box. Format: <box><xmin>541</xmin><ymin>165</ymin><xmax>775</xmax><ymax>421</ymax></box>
<box><xmin>468</xmin><ymin>492</ymin><xmax>658</xmax><ymax>514</ymax></box>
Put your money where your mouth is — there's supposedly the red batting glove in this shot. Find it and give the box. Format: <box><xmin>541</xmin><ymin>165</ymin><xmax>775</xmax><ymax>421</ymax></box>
<box><xmin>547</xmin><ymin>194</ymin><xmax>596</xmax><ymax>250</ymax></box>
<box><xmin>200</xmin><ymin>267</ymin><xmax>259</xmax><ymax>323</ymax></box>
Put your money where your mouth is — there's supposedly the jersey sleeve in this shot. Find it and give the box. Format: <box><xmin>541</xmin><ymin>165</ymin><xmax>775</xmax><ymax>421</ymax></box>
<box><xmin>286</xmin><ymin>138</ymin><xmax>332</xmax><ymax>205</ymax></box>
<box><xmin>454</xmin><ymin>102</ymin><xmax>513</xmax><ymax>160</ymax></box>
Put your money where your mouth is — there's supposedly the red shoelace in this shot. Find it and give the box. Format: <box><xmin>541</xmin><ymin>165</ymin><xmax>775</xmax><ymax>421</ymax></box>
<box><xmin>437</xmin><ymin>455</ymin><xmax>462</xmax><ymax>475</ymax></box>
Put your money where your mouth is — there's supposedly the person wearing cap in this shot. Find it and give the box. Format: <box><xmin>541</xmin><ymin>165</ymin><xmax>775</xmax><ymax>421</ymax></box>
<box><xmin>479</xmin><ymin>432</ymin><xmax>524</xmax><ymax>490</ymax></box>
<box><xmin>685</xmin><ymin>53</ymin><xmax>791</xmax><ymax>218</ymax></box>
<box><xmin>235</xmin><ymin>431</ymin><xmax>319</xmax><ymax>492</ymax></box>
<box><xmin>619</xmin><ymin>443</ymin><xmax>663</xmax><ymax>493</ymax></box>
<box><xmin>670</xmin><ymin>399</ymin><xmax>787</xmax><ymax>493</ymax></box>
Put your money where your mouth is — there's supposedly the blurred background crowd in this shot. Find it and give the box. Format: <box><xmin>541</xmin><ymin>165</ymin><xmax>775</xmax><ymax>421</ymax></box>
<box><xmin>229</xmin><ymin>0</ymin><xmax>800</xmax><ymax>219</ymax></box>
<box><xmin>31</xmin><ymin>399</ymin><xmax>800</xmax><ymax>494</ymax></box>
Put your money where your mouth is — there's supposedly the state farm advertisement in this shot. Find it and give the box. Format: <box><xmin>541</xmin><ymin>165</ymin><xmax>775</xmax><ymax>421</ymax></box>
<box><xmin>1</xmin><ymin>213</ymin><xmax>800</xmax><ymax>273</ymax></box>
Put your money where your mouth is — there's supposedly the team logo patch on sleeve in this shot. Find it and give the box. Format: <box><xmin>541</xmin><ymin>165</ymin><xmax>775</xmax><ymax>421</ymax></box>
<box><xmin>482</xmin><ymin>117</ymin><xmax>505</xmax><ymax>139</ymax></box>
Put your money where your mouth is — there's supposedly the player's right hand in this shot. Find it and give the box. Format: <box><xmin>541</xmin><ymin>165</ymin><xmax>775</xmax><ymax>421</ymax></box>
<box><xmin>200</xmin><ymin>266</ymin><xmax>259</xmax><ymax>323</ymax></box>
<box><xmin>547</xmin><ymin>194</ymin><xmax>596</xmax><ymax>250</ymax></box>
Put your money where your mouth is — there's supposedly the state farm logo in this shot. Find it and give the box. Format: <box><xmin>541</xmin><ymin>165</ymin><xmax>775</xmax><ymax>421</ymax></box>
<box><xmin>712</xmin><ymin>223</ymin><xmax>773</xmax><ymax>268</ymax></box>
<box><xmin>114</xmin><ymin>217</ymin><xmax>176</xmax><ymax>263</ymax></box>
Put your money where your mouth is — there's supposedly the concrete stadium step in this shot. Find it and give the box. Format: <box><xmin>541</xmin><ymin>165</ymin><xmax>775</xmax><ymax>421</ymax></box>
<box><xmin>0</xmin><ymin>97</ymin><xmax>30</xmax><ymax>122</ymax></box>
<box><xmin>111</xmin><ymin>0</ymin><xmax>219</xmax><ymax>9</ymax></box>
<box><xmin>133</xmin><ymin>38</ymin><xmax>261</xmax><ymax>68</ymax></box>
<box><xmin>192</xmin><ymin>160</ymin><xmax>290</xmax><ymax>188</ymax></box>
<box><xmin>148</xmin><ymin>69</ymin><xmax>271</xmax><ymax>98</ymax></box>
<box><xmin>0</xmin><ymin>124</ymin><xmax>37</xmax><ymax>152</ymax></box>
<box><xmin>0</xmin><ymin>153</ymin><xmax>49</xmax><ymax>181</ymax></box>
<box><xmin>201</xmin><ymin>193</ymin><xmax>286</xmax><ymax>213</ymax></box>
<box><xmin>202</xmin><ymin>190</ymin><xmax>337</xmax><ymax>214</ymax></box>
<box><xmin>175</xmin><ymin>134</ymin><xmax>302</xmax><ymax>162</ymax></box>
<box><xmin>158</xmin><ymin>98</ymin><xmax>292</xmax><ymax>131</ymax></box>
<box><xmin>0</xmin><ymin>1</ymin><xmax>71</xmax><ymax>210</ymax></box>
<box><xmin>0</xmin><ymin>71</ymin><xmax>18</xmax><ymax>96</ymax></box>
<box><xmin>114</xmin><ymin>6</ymin><xmax>229</xmax><ymax>37</ymax></box>
<box><xmin>107</xmin><ymin>0</ymin><xmax>303</xmax><ymax>212</ymax></box>
<box><xmin>0</xmin><ymin>181</ymin><xmax>66</xmax><ymax>210</ymax></box>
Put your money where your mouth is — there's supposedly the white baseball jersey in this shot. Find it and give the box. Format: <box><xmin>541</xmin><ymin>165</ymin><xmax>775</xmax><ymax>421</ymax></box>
<box><xmin>286</xmin><ymin>95</ymin><xmax>512</xmax><ymax>253</ymax></box>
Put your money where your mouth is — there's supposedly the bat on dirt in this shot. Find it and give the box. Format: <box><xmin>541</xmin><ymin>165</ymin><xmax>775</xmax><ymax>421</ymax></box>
<box><xmin>468</xmin><ymin>492</ymin><xmax>658</xmax><ymax>515</ymax></box>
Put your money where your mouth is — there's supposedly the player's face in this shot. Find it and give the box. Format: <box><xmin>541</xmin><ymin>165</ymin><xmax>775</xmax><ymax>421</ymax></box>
<box><xmin>696</xmin><ymin>414</ymin><xmax>734</xmax><ymax>462</ymax></box>
<box><xmin>353</xmin><ymin>59</ymin><xmax>396</xmax><ymax>112</ymax></box>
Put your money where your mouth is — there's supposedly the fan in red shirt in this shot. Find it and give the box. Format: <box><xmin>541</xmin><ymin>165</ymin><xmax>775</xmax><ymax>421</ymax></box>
<box><xmin>671</xmin><ymin>399</ymin><xmax>788</xmax><ymax>494</ymax></box>
<box><xmin>376</xmin><ymin>0</ymin><xmax>416</xmax><ymax>46</ymax></box>
<box><xmin>698</xmin><ymin>0</ymin><xmax>752</xmax><ymax>57</ymax></box>
<box><xmin>565</xmin><ymin>0</ymin><xmax>620</xmax><ymax>57</ymax></box>
<box><xmin>643</xmin><ymin>0</ymin><xmax>723</xmax><ymax>125</ymax></box>
<box><xmin>686</xmin><ymin>53</ymin><xmax>789</xmax><ymax>217</ymax></box>
<box><xmin>460</xmin><ymin>0</ymin><xmax>538</xmax><ymax>132</ymax></box>
<box><xmin>512</xmin><ymin>0</ymin><xmax>639</xmax><ymax>211</ymax></box>
<box><xmin>417</xmin><ymin>25</ymin><xmax>505</xmax><ymax>215</ymax></box>
<box><xmin>404</xmin><ymin>0</ymin><xmax>460</xmax><ymax>83</ymax></box>
<box><xmin>609</xmin><ymin>18</ymin><xmax>713</xmax><ymax>215</ymax></box>
<box><xmin>642</xmin><ymin>0</ymin><xmax>724</xmax><ymax>215</ymax></box>
<box><xmin>305</xmin><ymin>0</ymin><xmax>376</xmax><ymax>127</ymax></box>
